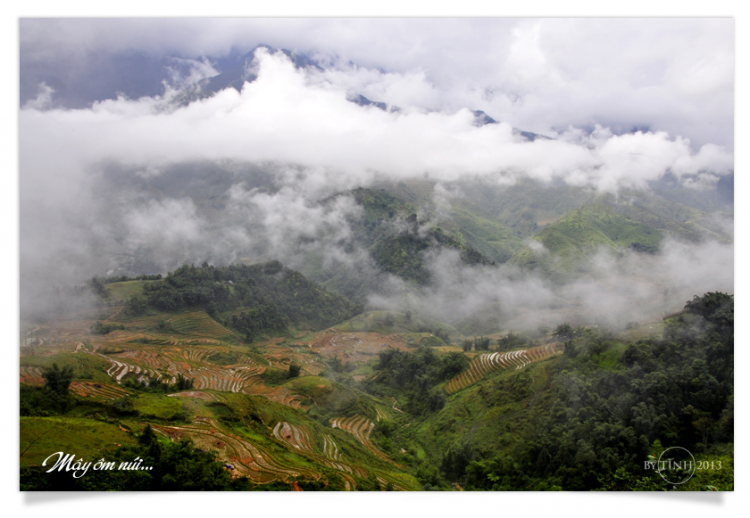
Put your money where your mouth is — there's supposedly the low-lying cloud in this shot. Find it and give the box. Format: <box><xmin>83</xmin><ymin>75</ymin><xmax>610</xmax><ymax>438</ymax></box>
<box><xmin>19</xmin><ymin>43</ymin><xmax>734</xmax><ymax>331</ymax></box>
<box><xmin>369</xmin><ymin>238</ymin><xmax>734</xmax><ymax>333</ymax></box>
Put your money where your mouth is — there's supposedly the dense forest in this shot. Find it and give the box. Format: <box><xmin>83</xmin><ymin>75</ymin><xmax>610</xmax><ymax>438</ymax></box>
<box><xmin>127</xmin><ymin>261</ymin><xmax>362</xmax><ymax>341</ymax></box>
<box><xmin>359</xmin><ymin>292</ymin><xmax>734</xmax><ymax>490</ymax></box>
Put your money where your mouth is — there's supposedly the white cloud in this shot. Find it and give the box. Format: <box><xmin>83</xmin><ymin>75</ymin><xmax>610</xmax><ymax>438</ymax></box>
<box><xmin>23</xmin><ymin>82</ymin><xmax>54</xmax><ymax>109</ymax></box>
<box><xmin>20</xmin><ymin>49</ymin><xmax>733</xmax><ymax>199</ymax></box>
<box><xmin>21</xmin><ymin>18</ymin><xmax>734</xmax><ymax>148</ymax></box>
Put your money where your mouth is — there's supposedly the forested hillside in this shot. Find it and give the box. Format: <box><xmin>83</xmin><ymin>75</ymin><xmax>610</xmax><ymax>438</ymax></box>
<box><xmin>128</xmin><ymin>261</ymin><xmax>362</xmax><ymax>341</ymax></box>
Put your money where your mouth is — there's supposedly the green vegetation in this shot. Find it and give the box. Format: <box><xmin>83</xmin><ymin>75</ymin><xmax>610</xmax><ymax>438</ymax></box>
<box><xmin>310</xmin><ymin>187</ymin><xmax>494</xmax><ymax>298</ymax></box>
<box><xmin>363</xmin><ymin>347</ymin><xmax>469</xmax><ymax>415</ymax></box>
<box><xmin>129</xmin><ymin>261</ymin><xmax>362</xmax><ymax>340</ymax></box>
<box><xmin>512</xmin><ymin>204</ymin><xmax>664</xmax><ymax>275</ymax></box>
<box><xmin>395</xmin><ymin>292</ymin><xmax>733</xmax><ymax>490</ymax></box>
<box><xmin>20</xmin><ymin>417</ymin><xmax>136</xmax><ymax>469</ymax></box>
<box><xmin>19</xmin><ymin>285</ymin><xmax>733</xmax><ymax>491</ymax></box>
<box><xmin>131</xmin><ymin>395</ymin><xmax>187</xmax><ymax>421</ymax></box>
<box><xmin>21</xmin><ymin>424</ymin><xmax>247</xmax><ymax>490</ymax></box>
<box><xmin>21</xmin><ymin>363</ymin><xmax>75</xmax><ymax>415</ymax></box>
<box><xmin>497</xmin><ymin>331</ymin><xmax>536</xmax><ymax>351</ymax></box>
<box><xmin>370</xmin><ymin>223</ymin><xmax>492</xmax><ymax>286</ymax></box>
<box><xmin>90</xmin><ymin>321</ymin><xmax>125</xmax><ymax>335</ymax></box>
<box><xmin>104</xmin><ymin>279</ymin><xmax>159</xmax><ymax>303</ymax></box>
<box><xmin>335</xmin><ymin>310</ymin><xmax>459</xmax><ymax>337</ymax></box>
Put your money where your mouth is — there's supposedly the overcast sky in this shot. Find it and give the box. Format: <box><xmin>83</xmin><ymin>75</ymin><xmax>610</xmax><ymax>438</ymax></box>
<box><xmin>21</xmin><ymin>18</ymin><xmax>734</xmax><ymax>149</ymax></box>
<box><xmin>19</xmin><ymin>18</ymin><xmax>735</xmax><ymax>206</ymax></box>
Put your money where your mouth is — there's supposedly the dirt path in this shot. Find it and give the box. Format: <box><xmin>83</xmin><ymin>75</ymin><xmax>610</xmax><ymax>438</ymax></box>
<box><xmin>104</xmin><ymin>305</ymin><xmax>126</xmax><ymax>322</ymax></box>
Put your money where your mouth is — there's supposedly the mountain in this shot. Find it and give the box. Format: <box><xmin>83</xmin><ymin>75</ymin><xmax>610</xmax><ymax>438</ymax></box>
<box><xmin>510</xmin><ymin>204</ymin><xmax>663</xmax><ymax>274</ymax></box>
<box><xmin>174</xmin><ymin>46</ymin><xmax>399</xmax><ymax>114</ymax></box>
<box><xmin>172</xmin><ymin>46</ymin><xmax>323</xmax><ymax>105</ymax></box>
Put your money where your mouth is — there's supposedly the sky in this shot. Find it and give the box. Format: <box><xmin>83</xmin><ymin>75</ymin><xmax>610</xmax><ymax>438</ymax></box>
<box><xmin>18</xmin><ymin>18</ymin><xmax>736</xmax><ymax>198</ymax></box>
<box><xmin>20</xmin><ymin>18</ymin><xmax>734</xmax><ymax>149</ymax></box>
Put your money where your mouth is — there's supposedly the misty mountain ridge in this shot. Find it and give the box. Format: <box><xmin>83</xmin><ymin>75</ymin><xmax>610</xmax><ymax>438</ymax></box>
<box><xmin>22</xmin><ymin>43</ymin><xmax>554</xmax><ymax>143</ymax></box>
<box><xmin>19</xmin><ymin>45</ymin><xmax>733</xmax><ymax>332</ymax></box>
<box><xmin>21</xmin><ymin>156</ymin><xmax>733</xmax><ymax>334</ymax></box>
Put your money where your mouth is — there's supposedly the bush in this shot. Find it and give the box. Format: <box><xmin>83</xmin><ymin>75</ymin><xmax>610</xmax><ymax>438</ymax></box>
<box><xmin>89</xmin><ymin>321</ymin><xmax>125</xmax><ymax>335</ymax></box>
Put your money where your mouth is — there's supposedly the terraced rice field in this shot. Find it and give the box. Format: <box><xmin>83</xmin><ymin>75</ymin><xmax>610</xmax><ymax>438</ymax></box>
<box><xmin>166</xmin><ymin>390</ymin><xmax>220</xmax><ymax>401</ymax></box>
<box><xmin>153</xmin><ymin>417</ymin><xmax>371</xmax><ymax>489</ymax></box>
<box><xmin>309</xmin><ymin>331</ymin><xmax>409</xmax><ymax>364</ymax></box>
<box><xmin>269</xmin><ymin>422</ymin><xmax>368</xmax><ymax>486</ymax></box>
<box><xmin>445</xmin><ymin>343</ymin><xmax>560</xmax><ymax>394</ymax></box>
<box><xmin>80</xmin><ymin>344</ymin><xmax>270</xmax><ymax>392</ymax></box>
<box><xmin>70</xmin><ymin>381</ymin><xmax>132</xmax><ymax>400</ymax></box>
<box><xmin>166</xmin><ymin>312</ymin><xmax>235</xmax><ymax>340</ymax></box>
<box><xmin>322</xmin><ymin>434</ymin><xmax>343</xmax><ymax>461</ymax></box>
<box><xmin>20</xmin><ymin>312</ymin><xmax>422</xmax><ymax>491</ymax></box>
<box><xmin>20</xmin><ymin>366</ymin><xmax>44</xmax><ymax>385</ymax></box>
<box><xmin>152</xmin><ymin>418</ymin><xmax>321</xmax><ymax>485</ymax></box>
<box><xmin>375</xmin><ymin>407</ymin><xmax>392</xmax><ymax>422</ymax></box>
<box><xmin>273</xmin><ymin>421</ymin><xmax>315</xmax><ymax>454</ymax></box>
<box><xmin>330</xmin><ymin>415</ymin><xmax>398</xmax><ymax>467</ymax></box>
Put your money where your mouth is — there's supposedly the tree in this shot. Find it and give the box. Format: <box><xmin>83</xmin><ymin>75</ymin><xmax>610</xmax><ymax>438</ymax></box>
<box><xmin>90</xmin><ymin>321</ymin><xmax>124</xmax><ymax>335</ymax></box>
<box><xmin>42</xmin><ymin>363</ymin><xmax>74</xmax><ymax>412</ymax></box>
<box><xmin>127</xmin><ymin>295</ymin><xmax>148</xmax><ymax>315</ymax></box>
<box><xmin>89</xmin><ymin>276</ymin><xmax>108</xmax><ymax>298</ymax></box>
<box><xmin>138</xmin><ymin>424</ymin><xmax>162</xmax><ymax>468</ymax></box>
<box><xmin>474</xmin><ymin>337</ymin><xmax>491</xmax><ymax>351</ymax></box>
<box><xmin>441</xmin><ymin>441</ymin><xmax>475</xmax><ymax>482</ymax></box>
<box><xmin>554</xmin><ymin>323</ymin><xmax>574</xmax><ymax>340</ymax></box>
<box><xmin>174</xmin><ymin>373</ymin><xmax>194</xmax><ymax>391</ymax></box>
<box><xmin>288</xmin><ymin>363</ymin><xmax>301</xmax><ymax>378</ymax></box>
<box><xmin>384</xmin><ymin>314</ymin><xmax>395</xmax><ymax>328</ymax></box>
<box><xmin>42</xmin><ymin>363</ymin><xmax>74</xmax><ymax>397</ymax></box>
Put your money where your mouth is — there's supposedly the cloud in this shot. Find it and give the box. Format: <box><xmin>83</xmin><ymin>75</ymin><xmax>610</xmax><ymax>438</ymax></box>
<box><xmin>18</xmin><ymin>24</ymin><xmax>734</xmax><ymax>327</ymax></box>
<box><xmin>368</xmin><ymin>239</ymin><xmax>734</xmax><ymax>332</ymax></box>
<box><xmin>20</xmin><ymin>49</ymin><xmax>732</xmax><ymax>197</ymax></box>
<box><xmin>23</xmin><ymin>82</ymin><xmax>55</xmax><ymax>109</ymax></box>
<box><xmin>20</xmin><ymin>18</ymin><xmax>734</xmax><ymax>148</ymax></box>
<box><xmin>164</xmin><ymin>57</ymin><xmax>219</xmax><ymax>89</ymax></box>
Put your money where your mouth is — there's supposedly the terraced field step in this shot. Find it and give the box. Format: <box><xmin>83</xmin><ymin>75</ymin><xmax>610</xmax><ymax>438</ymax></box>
<box><xmin>446</xmin><ymin>343</ymin><xmax>559</xmax><ymax>394</ymax></box>
<box><xmin>85</xmin><ymin>343</ymin><xmax>267</xmax><ymax>393</ymax></box>
<box><xmin>330</xmin><ymin>415</ymin><xmax>400</xmax><ymax>466</ymax></box>
<box><xmin>273</xmin><ymin>422</ymin><xmax>315</xmax><ymax>453</ymax></box>
<box><xmin>153</xmin><ymin>419</ymin><xmax>320</xmax><ymax>485</ymax></box>
<box><xmin>20</xmin><ymin>366</ymin><xmax>44</xmax><ymax>385</ymax></box>
<box><xmin>70</xmin><ymin>381</ymin><xmax>132</xmax><ymax>400</ymax></box>
<box><xmin>268</xmin><ymin>422</ymin><xmax>369</xmax><ymax>485</ymax></box>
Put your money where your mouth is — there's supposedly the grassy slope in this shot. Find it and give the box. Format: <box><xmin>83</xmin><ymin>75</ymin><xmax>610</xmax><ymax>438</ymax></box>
<box><xmin>21</xmin><ymin>417</ymin><xmax>136</xmax><ymax>468</ymax></box>
<box><xmin>511</xmin><ymin>204</ymin><xmax>663</xmax><ymax>274</ymax></box>
<box><xmin>335</xmin><ymin>310</ymin><xmax>460</xmax><ymax>337</ymax></box>
<box><xmin>105</xmin><ymin>280</ymin><xmax>157</xmax><ymax>303</ymax></box>
<box><xmin>406</xmin><ymin>359</ymin><xmax>558</xmax><ymax>467</ymax></box>
<box><xmin>21</xmin><ymin>352</ymin><xmax>116</xmax><ymax>385</ymax></box>
<box><xmin>380</xmin><ymin>178</ymin><xmax>731</xmax><ymax>255</ymax></box>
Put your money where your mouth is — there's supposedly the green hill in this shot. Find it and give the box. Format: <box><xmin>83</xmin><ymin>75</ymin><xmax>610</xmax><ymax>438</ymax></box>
<box><xmin>131</xmin><ymin>261</ymin><xmax>362</xmax><ymax>340</ymax></box>
<box><xmin>309</xmin><ymin>188</ymin><xmax>494</xmax><ymax>296</ymax></box>
<box><xmin>378</xmin><ymin>178</ymin><xmax>731</xmax><ymax>252</ymax></box>
<box><xmin>511</xmin><ymin>204</ymin><xmax>663</xmax><ymax>275</ymax></box>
